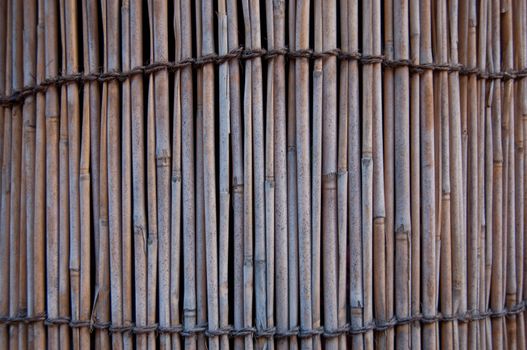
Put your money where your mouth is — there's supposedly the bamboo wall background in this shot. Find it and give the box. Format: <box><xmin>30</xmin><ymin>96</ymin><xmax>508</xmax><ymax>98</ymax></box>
<box><xmin>0</xmin><ymin>0</ymin><xmax>527</xmax><ymax>349</ymax></box>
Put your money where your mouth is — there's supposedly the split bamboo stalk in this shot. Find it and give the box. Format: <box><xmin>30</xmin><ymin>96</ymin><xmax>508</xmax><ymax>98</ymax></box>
<box><xmin>264</xmin><ymin>2</ymin><xmax>275</xmax><ymax>349</ymax></box>
<box><xmin>64</xmin><ymin>0</ymin><xmax>82</xmax><ymax>347</ymax></box>
<box><xmin>362</xmin><ymin>0</ymin><xmax>375</xmax><ymax>347</ymax></box>
<box><xmin>409</xmin><ymin>0</ymin><xmax>420</xmax><ymax>346</ymax></box>
<box><xmin>9</xmin><ymin>0</ymin><xmax>23</xmax><ymax>346</ymax></box>
<box><xmin>514</xmin><ymin>0</ymin><xmax>527</xmax><ymax>348</ymax></box>
<box><xmin>448</xmin><ymin>0</ymin><xmax>468</xmax><ymax>348</ymax></box>
<box><xmin>382</xmin><ymin>0</ymin><xmax>396</xmax><ymax>344</ymax></box>
<box><xmin>321</xmin><ymin>0</ymin><xmax>338</xmax><ymax>348</ymax></box>
<box><xmin>226</xmin><ymin>0</ymin><xmax>244</xmax><ymax>349</ymax></box>
<box><xmin>105</xmin><ymin>0</ymin><xmax>124</xmax><ymax>348</ymax></box>
<box><xmin>420</xmin><ymin>1</ymin><xmax>437</xmax><ymax>348</ymax></box>
<box><xmin>503</xmin><ymin>2</ymin><xmax>517</xmax><ymax>347</ymax></box>
<box><xmin>287</xmin><ymin>1</ymin><xmax>299</xmax><ymax>348</ymax></box>
<box><xmin>129</xmin><ymin>0</ymin><xmax>147</xmax><ymax>347</ymax></box>
<box><xmin>272</xmin><ymin>0</ymin><xmax>288</xmax><ymax>347</ymax></box>
<box><xmin>372</xmin><ymin>0</ymin><xmax>387</xmax><ymax>346</ymax></box>
<box><xmin>348</xmin><ymin>0</ymin><xmax>363</xmax><ymax>348</ymax></box>
<box><xmin>150</xmin><ymin>1</ymin><xmax>172</xmax><ymax>349</ymax></box>
<box><xmin>394</xmin><ymin>0</ymin><xmax>411</xmax><ymax>347</ymax></box>
<box><xmin>44</xmin><ymin>0</ymin><xmax>61</xmax><ymax>347</ymax></box>
<box><xmin>194</xmin><ymin>2</ymin><xmax>207</xmax><ymax>348</ymax></box>
<box><xmin>201</xmin><ymin>2</ymin><xmax>220</xmax><ymax>350</ymax></box>
<box><xmin>465</xmin><ymin>1</ymin><xmax>480</xmax><ymax>349</ymax></box>
<box><xmin>32</xmin><ymin>0</ymin><xmax>46</xmax><ymax>347</ymax></box>
<box><xmin>295</xmin><ymin>1</ymin><xmax>313</xmax><ymax>349</ymax></box>
<box><xmin>22</xmin><ymin>0</ymin><xmax>37</xmax><ymax>348</ymax></box>
<box><xmin>241</xmin><ymin>1</ymin><xmax>254</xmax><ymax>348</ymax></box>
<box><xmin>217</xmin><ymin>0</ymin><xmax>231</xmax><ymax>349</ymax></box>
<box><xmin>436</xmin><ymin>0</ymin><xmax>454</xmax><ymax>347</ymax></box>
<box><xmin>179</xmin><ymin>0</ymin><xmax>197</xmax><ymax>348</ymax></box>
<box><xmin>490</xmin><ymin>0</ymin><xmax>505</xmax><ymax>347</ymax></box>
<box><xmin>0</xmin><ymin>0</ymin><xmax>7</xmax><ymax>345</ymax></box>
<box><xmin>120</xmin><ymin>1</ymin><xmax>133</xmax><ymax>348</ymax></box>
<box><xmin>312</xmin><ymin>0</ymin><xmax>323</xmax><ymax>348</ymax></box>
<box><xmin>336</xmin><ymin>1</ymin><xmax>348</xmax><ymax>349</ymax></box>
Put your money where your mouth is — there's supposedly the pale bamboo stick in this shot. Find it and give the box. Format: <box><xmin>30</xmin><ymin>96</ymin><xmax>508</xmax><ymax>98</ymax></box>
<box><xmin>22</xmin><ymin>0</ymin><xmax>37</xmax><ymax>347</ymax></box>
<box><xmin>348</xmin><ymin>0</ymin><xmax>363</xmax><ymax>348</ymax></box>
<box><xmin>287</xmin><ymin>1</ymin><xmax>299</xmax><ymax>348</ymax></box>
<box><xmin>32</xmin><ymin>0</ymin><xmax>46</xmax><ymax>347</ymax></box>
<box><xmin>129</xmin><ymin>0</ymin><xmax>147</xmax><ymax>347</ymax></box>
<box><xmin>10</xmin><ymin>0</ymin><xmax>23</xmax><ymax>347</ymax></box>
<box><xmin>120</xmin><ymin>1</ymin><xmax>133</xmax><ymax>348</ymax></box>
<box><xmin>312</xmin><ymin>0</ymin><xmax>323</xmax><ymax>348</ymax></box>
<box><xmin>272</xmin><ymin>1</ymin><xmax>288</xmax><ymax>349</ymax></box>
<box><xmin>295</xmin><ymin>1</ymin><xmax>313</xmax><ymax>349</ymax></box>
<box><xmin>321</xmin><ymin>0</ymin><xmax>338</xmax><ymax>348</ymax></box>
<box><xmin>218</xmin><ymin>1</ymin><xmax>230</xmax><ymax>349</ymax></box>
<box><xmin>0</xmin><ymin>0</ymin><xmax>8</xmax><ymax>345</ymax></box>
<box><xmin>226</xmin><ymin>0</ymin><xmax>244</xmax><ymax>348</ymax></box>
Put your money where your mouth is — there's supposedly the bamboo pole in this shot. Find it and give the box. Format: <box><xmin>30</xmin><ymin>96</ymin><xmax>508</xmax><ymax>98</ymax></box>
<box><xmin>295</xmin><ymin>2</ymin><xmax>313</xmax><ymax>349</ymax></box>
<box><xmin>321</xmin><ymin>0</ymin><xmax>338</xmax><ymax>348</ymax></box>
<box><xmin>273</xmin><ymin>0</ymin><xmax>288</xmax><ymax>348</ymax></box>
<box><xmin>287</xmin><ymin>1</ymin><xmax>299</xmax><ymax>348</ymax></box>
<box><xmin>0</xmin><ymin>0</ymin><xmax>8</xmax><ymax>345</ymax></box>
<box><xmin>32</xmin><ymin>0</ymin><xmax>46</xmax><ymax>347</ymax></box>
<box><xmin>120</xmin><ymin>1</ymin><xmax>133</xmax><ymax>348</ymax></box>
<box><xmin>22</xmin><ymin>0</ymin><xmax>37</xmax><ymax>347</ymax></box>
<box><xmin>226</xmin><ymin>0</ymin><xmax>243</xmax><ymax>348</ymax></box>
<box><xmin>129</xmin><ymin>0</ymin><xmax>147</xmax><ymax>347</ymax></box>
<box><xmin>218</xmin><ymin>1</ymin><xmax>230</xmax><ymax>349</ymax></box>
<box><xmin>312</xmin><ymin>0</ymin><xmax>323</xmax><ymax>348</ymax></box>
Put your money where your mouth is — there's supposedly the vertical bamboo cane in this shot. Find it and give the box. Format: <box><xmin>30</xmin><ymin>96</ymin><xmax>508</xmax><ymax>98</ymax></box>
<box><xmin>273</xmin><ymin>1</ymin><xmax>288</xmax><ymax>349</ymax></box>
<box><xmin>22</xmin><ymin>0</ymin><xmax>37</xmax><ymax>347</ymax></box>
<box><xmin>0</xmin><ymin>0</ymin><xmax>8</xmax><ymax>344</ymax></box>
<box><xmin>295</xmin><ymin>2</ymin><xmax>313</xmax><ymax>349</ymax></box>
<box><xmin>120</xmin><ymin>1</ymin><xmax>133</xmax><ymax>348</ymax></box>
<box><xmin>226</xmin><ymin>0</ymin><xmax>244</xmax><ymax>348</ymax></box>
<box><xmin>129</xmin><ymin>0</ymin><xmax>147</xmax><ymax>347</ymax></box>
<box><xmin>420</xmin><ymin>1</ymin><xmax>437</xmax><ymax>348</ymax></box>
<box><xmin>288</xmin><ymin>1</ymin><xmax>299</xmax><ymax>348</ymax></box>
<box><xmin>312</xmin><ymin>0</ymin><xmax>322</xmax><ymax>348</ymax></box>
<box><xmin>9</xmin><ymin>0</ymin><xmax>23</xmax><ymax>346</ymax></box>
<box><xmin>321</xmin><ymin>0</ymin><xmax>338</xmax><ymax>348</ymax></box>
<box><xmin>218</xmin><ymin>1</ymin><xmax>230</xmax><ymax>349</ymax></box>
<box><xmin>32</xmin><ymin>0</ymin><xmax>46</xmax><ymax>347</ymax></box>
<box><xmin>362</xmin><ymin>0</ymin><xmax>374</xmax><ymax>347</ymax></box>
<box><xmin>348</xmin><ymin>0</ymin><xmax>363</xmax><ymax>348</ymax></box>
<box><xmin>409</xmin><ymin>0</ymin><xmax>421</xmax><ymax>346</ymax></box>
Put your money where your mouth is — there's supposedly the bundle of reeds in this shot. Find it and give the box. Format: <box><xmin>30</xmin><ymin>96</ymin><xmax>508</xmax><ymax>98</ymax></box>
<box><xmin>0</xmin><ymin>1</ymin><xmax>527</xmax><ymax>349</ymax></box>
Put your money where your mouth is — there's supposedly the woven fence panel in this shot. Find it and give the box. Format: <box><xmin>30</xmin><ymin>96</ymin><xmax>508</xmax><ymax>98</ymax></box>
<box><xmin>1</xmin><ymin>0</ymin><xmax>527</xmax><ymax>349</ymax></box>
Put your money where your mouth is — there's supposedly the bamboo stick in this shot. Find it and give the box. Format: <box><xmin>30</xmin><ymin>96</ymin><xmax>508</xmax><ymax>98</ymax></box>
<box><xmin>295</xmin><ymin>1</ymin><xmax>313</xmax><ymax>349</ymax></box>
<box><xmin>273</xmin><ymin>0</ymin><xmax>288</xmax><ymax>348</ymax></box>
<box><xmin>218</xmin><ymin>1</ymin><xmax>230</xmax><ymax>349</ymax></box>
<box><xmin>120</xmin><ymin>1</ymin><xmax>133</xmax><ymax>348</ymax></box>
<box><xmin>9</xmin><ymin>0</ymin><xmax>23</xmax><ymax>347</ymax></box>
<box><xmin>348</xmin><ymin>0</ymin><xmax>363</xmax><ymax>348</ymax></box>
<box><xmin>128</xmin><ymin>0</ymin><xmax>147</xmax><ymax>347</ymax></box>
<box><xmin>32</xmin><ymin>0</ymin><xmax>46</xmax><ymax>347</ymax></box>
<box><xmin>0</xmin><ymin>0</ymin><xmax>8</xmax><ymax>345</ymax></box>
<box><xmin>312</xmin><ymin>0</ymin><xmax>323</xmax><ymax>348</ymax></box>
<box><xmin>226</xmin><ymin>0</ymin><xmax>243</xmax><ymax>349</ymax></box>
<box><xmin>287</xmin><ymin>1</ymin><xmax>299</xmax><ymax>348</ymax></box>
<box><xmin>22</xmin><ymin>0</ymin><xmax>37</xmax><ymax>347</ymax></box>
<box><xmin>240</xmin><ymin>1</ymin><xmax>254</xmax><ymax>348</ymax></box>
<box><xmin>321</xmin><ymin>0</ymin><xmax>338</xmax><ymax>348</ymax></box>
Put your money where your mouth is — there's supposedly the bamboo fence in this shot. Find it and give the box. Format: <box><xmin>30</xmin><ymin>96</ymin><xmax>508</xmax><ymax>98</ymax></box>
<box><xmin>1</xmin><ymin>0</ymin><xmax>527</xmax><ymax>349</ymax></box>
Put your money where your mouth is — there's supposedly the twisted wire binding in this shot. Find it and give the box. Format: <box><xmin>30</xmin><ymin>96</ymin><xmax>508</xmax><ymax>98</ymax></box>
<box><xmin>1</xmin><ymin>301</ymin><xmax>526</xmax><ymax>339</ymax></box>
<box><xmin>2</xmin><ymin>46</ymin><xmax>527</xmax><ymax>107</ymax></box>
